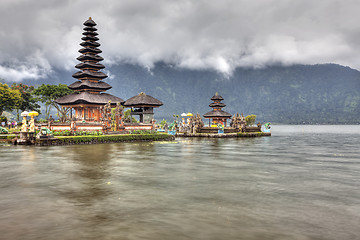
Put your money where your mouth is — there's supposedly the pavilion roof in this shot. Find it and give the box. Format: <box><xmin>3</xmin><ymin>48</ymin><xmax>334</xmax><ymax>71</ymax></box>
<box><xmin>203</xmin><ymin>110</ymin><xmax>232</xmax><ymax>118</ymax></box>
<box><xmin>124</xmin><ymin>92</ymin><xmax>163</xmax><ymax>107</ymax></box>
<box><xmin>55</xmin><ymin>92</ymin><xmax>124</xmax><ymax>105</ymax></box>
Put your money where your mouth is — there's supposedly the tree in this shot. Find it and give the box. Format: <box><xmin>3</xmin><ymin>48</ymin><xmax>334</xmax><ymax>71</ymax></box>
<box><xmin>10</xmin><ymin>83</ymin><xmax>41</xmax><ymax>121</ymax></box>
<box><xmin>245</xmin><ymin>114</ymin><xmax>256</xmax><ymax>126</ymax></box>
<box><xmin>33</xmin><ymin>84</ymin><xmax>73</xmax><ymax>122</ymax></box>
<box><xmin>0</xmin><ymin>82</ymin><xmax>22</xmax><ymax>117</ymax></box>
<box><xmin>123</xmin><ymin>109</ymin><xmax>138</xmax><ymax>123</ymax></box>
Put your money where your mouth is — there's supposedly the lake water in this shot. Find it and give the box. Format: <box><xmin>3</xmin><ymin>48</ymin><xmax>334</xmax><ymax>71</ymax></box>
<box><xmin>0</xmin><ymin>125</ymin><xmax>360</xmax><ymax>240</ymax></box>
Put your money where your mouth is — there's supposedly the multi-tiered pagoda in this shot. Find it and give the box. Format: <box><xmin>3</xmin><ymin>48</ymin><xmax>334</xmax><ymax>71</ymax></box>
<box><xmin>203</xmin><ymin>93</ymin><xmax>232</xmax><ymax>126</ymax></box>
<box><xmin>56</xmin><ymin>17</ymin><xmax>124</xmax><ymax>122</ymax></box>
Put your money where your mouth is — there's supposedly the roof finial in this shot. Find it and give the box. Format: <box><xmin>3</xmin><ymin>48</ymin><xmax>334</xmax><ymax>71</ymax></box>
<box><xmin>215</xmin><ymin>92</ymin><xmax>219</xmax><ymax>96</ymax></box>
<box><xmin>89</xmin><ymin>17</ymin><xmax>92</xmax><ymax>20</ymax></box>
<box><xmin>139</xmin><ymin>92</ymin><xmax>145</xmax><ymax>96</ymax></box>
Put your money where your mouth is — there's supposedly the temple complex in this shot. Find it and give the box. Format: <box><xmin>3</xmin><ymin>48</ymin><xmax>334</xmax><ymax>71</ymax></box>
<box><xmin>203</xmin><ymin>93</ymin><xmax>232</xmax><ymax>126</ymax></box>
<box><xmin>124</xmin><ymin>92</ymin><xmax>163</xmax><ymax>124</ymax></box>
<box><xmin>56</xmin><ymin>18</ymin><xmax>124</xmax><ymax>122</ymax></box>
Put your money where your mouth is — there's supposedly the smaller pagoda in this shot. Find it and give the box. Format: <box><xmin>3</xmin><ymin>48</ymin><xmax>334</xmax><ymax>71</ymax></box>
<box><xmin>203</xmin><ymin>93</ymin><xmax>232</xmax><ymax>126</ymax></box>
<box><xmin>123</xmin><ymin>92</ymin><xmax>163</xmax><ymax>124</ymax></box>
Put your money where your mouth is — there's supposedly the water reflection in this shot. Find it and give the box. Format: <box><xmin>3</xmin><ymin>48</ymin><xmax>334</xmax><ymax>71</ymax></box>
<box><xmin>55</xmin><ymin>144</ymin><xmax>115</xmax><ymax>206</ymax></box>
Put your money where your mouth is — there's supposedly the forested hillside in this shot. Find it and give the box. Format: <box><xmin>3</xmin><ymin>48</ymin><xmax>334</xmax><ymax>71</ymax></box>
<box><xmin>19</xmin><ymin>63</ymin><xmax>360</xmax><ymax>124</ymax></box>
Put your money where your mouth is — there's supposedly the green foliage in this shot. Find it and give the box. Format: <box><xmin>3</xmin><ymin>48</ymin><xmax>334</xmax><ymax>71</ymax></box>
<box><xmin>0</xmin><ymin>82</ymin><xmax>22</xmax><ymax>117</ymax></box>
<box><xmin>245</xmin><ymin>115</ymin><xmax>256</xmax><ymax>126</ymax></box>
<box><xmin>33</xmin><ymin>84</ymin><xmax>73</xmax><ymax>121</ymax></box>
<box><xmin>10</xmin><ymin>83</ymin><xmax>41</xmax><ymax>120</ymax></box>
<box><xmin>0</xmin><ymin>134</ymin><xmax>16</xmax><ymax>139</ymax></box>
<box><xmin>129</xmin><ymin>129</ymin><xmax>156</xmax><ymax>134</ymax></box>
<box><xmin>123</xmin><ymin>109</ymin><xmax>138</xmax><ymax>123</ymax></box>
<box><xmin>8</xmin><ymin>127</ymin><xmax>21</xmax><ymax>133</ymax></box>
<box><xmin>236</xmin><ymin>132</ymin><xmax>266</xmax><ymax>137</ymax></box>
<box><xmin>0</xmin><ymin>126</ymin><xmax>9</xmax><ymax>134</ymax></box>
<box><xmin>0</xmin><ymin>116</ymin><xmax>7</xmax><ymax>123</ymax></box>
<box><xmin>53</xmin><ymin>133</ymin><xmax>173</xmax><ymax>145</ymax></box>
<box><xmin>159</xmin><ymin>119</ymin><xmax>167</xmax><ymax>129</ymax></box>
<box><xmin>52</xmin><ymin>129</ymin><xmax>103</xmax><ymax>136</ymax></box>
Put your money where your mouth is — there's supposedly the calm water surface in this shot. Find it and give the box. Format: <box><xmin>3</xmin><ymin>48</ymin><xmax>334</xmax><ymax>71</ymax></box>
<box><xmin>0</xmin><ymin>125</ymin><xmax>360</xmax><ymax>240</ymax></box>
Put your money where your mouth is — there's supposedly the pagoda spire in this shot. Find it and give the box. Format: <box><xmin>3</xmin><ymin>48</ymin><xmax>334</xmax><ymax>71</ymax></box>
<box><xmin>55</xmin><ymin>18</ymin><xmax>124</xmax><ymax>123</ymax></box>
<box><xmin>69</xmin><ymin>17</ymin><xmax>110</xmax><ymax>92</ymax></box>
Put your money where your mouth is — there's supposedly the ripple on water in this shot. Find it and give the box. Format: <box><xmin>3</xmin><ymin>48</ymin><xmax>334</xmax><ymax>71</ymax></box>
<box><xmin>0</xmin><ymin>125</ymin><xmax>360</xmax><ymax>240</ymax></box>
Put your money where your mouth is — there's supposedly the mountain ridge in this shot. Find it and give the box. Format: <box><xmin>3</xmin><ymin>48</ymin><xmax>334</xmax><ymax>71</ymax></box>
<box><xmin>5</xmin><ymin>63</ymin><xmax>360</xmax><ymax>124</ymax></box>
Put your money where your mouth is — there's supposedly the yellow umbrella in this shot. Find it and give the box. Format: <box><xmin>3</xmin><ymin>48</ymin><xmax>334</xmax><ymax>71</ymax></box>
<box><xmin>186</xmin><ymin>112</ymin><xmax>193</xmax><ymax>117</ymax></box>
<box><xmin>28</xmin><ymin>111</ymin><xmax>39</xmax><ymax>117</ymax></box>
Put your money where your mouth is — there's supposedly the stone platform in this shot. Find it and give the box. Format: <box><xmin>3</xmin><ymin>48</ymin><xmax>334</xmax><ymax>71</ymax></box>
<box><xmin>176</xmin><ymin>132</ymin><xmax>271</xmax><ymax>138</ymax></box>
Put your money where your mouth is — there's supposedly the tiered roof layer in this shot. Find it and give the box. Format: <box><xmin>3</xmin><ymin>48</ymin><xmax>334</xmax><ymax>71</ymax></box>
<box><xmin>56</xmin><ymin>18</ymin><xmax>124</xmax><ymax>106</ymax></box>
<box><xmin>203</xmin><ymin>93</ymin><xmax>231</xmax><ymax>118</ymax></box>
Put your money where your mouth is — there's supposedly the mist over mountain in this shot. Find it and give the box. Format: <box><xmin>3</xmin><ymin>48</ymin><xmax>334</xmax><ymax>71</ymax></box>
<box><xmin>16</xmin><ymin>63</ymin><xmax>360</xmax><ymax>124</ymax></box>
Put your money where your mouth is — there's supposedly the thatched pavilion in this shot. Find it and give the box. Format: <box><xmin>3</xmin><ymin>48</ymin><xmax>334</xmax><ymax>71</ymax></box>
<box><xmin>123</xmin><ymin>92</ymin><xmax>163</xmax><ymax>124</ymax></box>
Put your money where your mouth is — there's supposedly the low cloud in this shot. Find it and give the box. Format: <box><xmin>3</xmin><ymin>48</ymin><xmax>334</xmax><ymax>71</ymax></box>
<box><xmin>0</xmin><ymin>0</ymin><xmax>360</xmax><ymax>81</ymax></box>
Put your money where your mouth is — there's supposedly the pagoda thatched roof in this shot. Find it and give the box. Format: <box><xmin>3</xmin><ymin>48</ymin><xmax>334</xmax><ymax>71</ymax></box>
<box><xmin>84</xmin><ymin>18</ymin><xmax>96</xmax><ymax>27</ymax></box>
<box><xmin>56</xmin><ymin>92</ymin><xmax>124</xmax><ymax>106</ymax></box>
<box><xmin>124</xmin><ymin>92</ymin><xmax>163</xmax><ymax>107</ymax></box>
<box><xmin>203</xmin><ymin>110</ymin><xmax>232</xmax><ymax>118</ymax></box>
<box><xmin>211</xmin><ymin>92</ymin><xmax>224</xmax><ymax>101</ymax></box>
<box><xmin>72</xmin><ymin>70</ymin><xmax>107</xmax><ymax>80</ymax></box>
<box><xmin>83</xmin><ymin>26</ymin><xmax>97</xmax><ymax>32</ymax></box>
<box><xmin>81</xmin><ymin>36</ymin><xmax>99</xmax><ymax>41</ymax></box>
<box><xmin>79</xmin><ymin>47</ymin><xmax>102</xmax><ymax>54</ymax></box>
<box><xmin>209</xmin><ymin>102</ymin><xmax>226</xmax><ymax>108</ymax></box>
<box><xmin>68</xmin><ymin>81</ymin><xmax>111</xmax><ymax>91</ymax></box>
<box><xmin>75</xmin><ymin>62</ymin><xmax>105</xmax><ymax>70</ymax></box>
<box><xmin>82</xmin><ymin>31</ymin><xmax>98</xmax><ymax>36</ymax></box>
<box><xmin>80</xmin><ymin>41</ymin><xmax>100</xmax><ymax>48</ymax></box>
<box><xmin>77</xmin><ymin>54</ymin><xmax>104</xmax><ymax>62</ymax></box>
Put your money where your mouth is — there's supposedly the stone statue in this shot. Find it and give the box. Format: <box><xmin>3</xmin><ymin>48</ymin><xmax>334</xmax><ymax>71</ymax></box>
<box><xmin>230</xmin><ymin>113</ymin><xmax>246</xmax><ymax>132</ymax></box>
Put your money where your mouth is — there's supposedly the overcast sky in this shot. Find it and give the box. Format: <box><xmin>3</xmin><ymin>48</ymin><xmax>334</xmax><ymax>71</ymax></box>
<box><xmin>1</xmin><ymin>0</ymin><xmax>360</xmax><ymax>81</ymax></box>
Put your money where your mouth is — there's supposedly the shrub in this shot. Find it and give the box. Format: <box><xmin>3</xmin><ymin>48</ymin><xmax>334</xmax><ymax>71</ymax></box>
<box><xmin>245</xmin><ymin>115</ymin><xmax>256</xmax><ymax>126</ymax></box>
<box><xmin>54</xmin><ymin>133</ymin><xmax>173</xmax><ymax>145</ymax></box>
<box><xmin>0</xmin><ymin>116</ymin><xmax>7</xmax><ymax>123</ymax></box>
<box><xmin>52</xmin><ymin>129</ymin><xmax>103</xmax><ymax>136</ymax></box>
<box><xmin>129</xmin><ymin>129</ymin><xmax>156</xmax><ymax>134</ymax></box>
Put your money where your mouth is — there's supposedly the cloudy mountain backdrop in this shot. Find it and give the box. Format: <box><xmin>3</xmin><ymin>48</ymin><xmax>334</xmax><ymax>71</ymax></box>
<box><xmin>12</xmin><ymin>63</ymin><xmax>360</xmax><ymax>124</ymax></box>
<box><xmin>1</xmin><ymin>1</ymin><xmax>360</xmax><ymax>123</ymax></box>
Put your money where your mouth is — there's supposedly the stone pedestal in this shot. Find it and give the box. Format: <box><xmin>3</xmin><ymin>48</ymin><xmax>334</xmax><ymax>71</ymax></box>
<box><xmin>19</xmin><ymin>132</ymin><xmax>28</xmax><ymax>140</ymax></box>
<box><xmin>17</xmin><ymin>131</ymin><xmax>35</xmax><ymax>145</ymax></box>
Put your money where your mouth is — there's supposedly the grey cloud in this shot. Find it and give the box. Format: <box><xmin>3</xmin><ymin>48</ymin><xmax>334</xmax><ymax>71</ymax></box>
<box><xmin>0</xmin><ymin>0</ymin><xmax>359</xmax><ymax>81</ymax></box>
